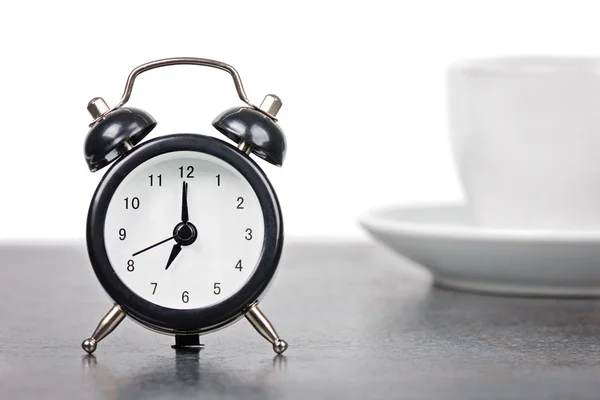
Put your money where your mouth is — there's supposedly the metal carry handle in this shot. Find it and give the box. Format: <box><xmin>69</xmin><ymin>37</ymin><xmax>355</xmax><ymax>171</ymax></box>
<box><xmin>113</xmin><ymin>57</ymin><xmax>259</xmax><ymax>111</ymax></box>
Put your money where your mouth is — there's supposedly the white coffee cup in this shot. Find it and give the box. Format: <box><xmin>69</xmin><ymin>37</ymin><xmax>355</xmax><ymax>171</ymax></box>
<box><xmin>448</xmin><ymin>56</ymin><xmax>600</xmax><ymax>229</ymax></box>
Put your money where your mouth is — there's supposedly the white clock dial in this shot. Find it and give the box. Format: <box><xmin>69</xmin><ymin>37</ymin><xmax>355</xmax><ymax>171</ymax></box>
<box><xmin>104</xmin><ymin>151</ymin><xmax>265</xmax><ymax>310</ymax></box>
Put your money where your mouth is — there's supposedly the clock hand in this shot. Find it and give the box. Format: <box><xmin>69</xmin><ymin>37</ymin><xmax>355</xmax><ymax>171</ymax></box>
<box><xmin>132</xmin><ymin>235</ymin><xmax>176</xmax><ymax>257</ymax></box>
<box><xmin>181</xmin><ymin>181</ymin><xmax>189</xmax><ymax>223</ymax></box>
<box><xmin>165</xmin><ymin>243</ymin><xmax>182</xmax><ymax>270</ymax></box>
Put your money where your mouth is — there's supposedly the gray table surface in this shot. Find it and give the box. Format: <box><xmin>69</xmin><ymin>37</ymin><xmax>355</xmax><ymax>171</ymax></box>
<box><xmin>1</xmin><ymin>241</ymin><xmax>600</xmax><ymax>399</ymax></box>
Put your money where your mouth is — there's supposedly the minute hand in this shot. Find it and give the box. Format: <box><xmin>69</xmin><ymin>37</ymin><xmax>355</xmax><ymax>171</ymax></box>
<box><xmin>181</xmin><ymin>181</ymin><xmax>189</xmax><ymax>223</ymax></box>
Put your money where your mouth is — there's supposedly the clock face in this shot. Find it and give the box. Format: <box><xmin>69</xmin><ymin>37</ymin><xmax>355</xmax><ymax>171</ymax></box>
<box><xmin>104</xmin><ymin>150</ymin><xmax>265</xmax><ymax>310</ymax></box>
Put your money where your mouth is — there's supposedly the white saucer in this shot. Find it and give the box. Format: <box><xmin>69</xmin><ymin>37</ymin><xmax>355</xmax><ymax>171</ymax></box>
<box><xmin>358</xmin><ymin>204</ymin><xmax>600</xmax><ymax>297</ymax></box>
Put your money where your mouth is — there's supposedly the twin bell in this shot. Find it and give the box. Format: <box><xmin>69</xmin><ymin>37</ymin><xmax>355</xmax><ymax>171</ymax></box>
<box><xmin>83</xmin><ymin>94</ymin><xmax>286</xmax><ymax>172</ymax></box>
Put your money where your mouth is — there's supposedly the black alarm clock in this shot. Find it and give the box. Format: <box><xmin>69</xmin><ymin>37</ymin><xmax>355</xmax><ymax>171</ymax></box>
<box><xmin>80</xmin><ymin>58</ymin><xmax>288</xmax><ymax>355</ymax></box>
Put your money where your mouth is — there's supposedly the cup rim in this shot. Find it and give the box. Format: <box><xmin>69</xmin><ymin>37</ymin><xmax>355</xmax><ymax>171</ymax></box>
<box><xmin>450</xmin><ymin>56</ymin><xmax>600</xmax><ymax>76</ymax></box>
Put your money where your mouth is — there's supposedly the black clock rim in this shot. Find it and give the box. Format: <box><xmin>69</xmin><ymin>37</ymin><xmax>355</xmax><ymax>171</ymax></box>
<box><xmin>87</xmin><ymin>134</ymin><xmax>283</xmax><ymax>333</ymax></box>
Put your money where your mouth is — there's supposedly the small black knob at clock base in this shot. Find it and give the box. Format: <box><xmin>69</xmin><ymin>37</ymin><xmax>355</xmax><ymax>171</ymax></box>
<box><xmin>171</xmin><ymin>334</ymin><xmax>204</xmax><ymax>350</ymax></box>
<box><xmin>84</xmin><ymin>107</ymin><xmax>157</xmax><ymax>172</ymax></box>
<box><xmin>212</xmin><ymin>107</ymin><xmax>286</xmax><ymax>167</ymax></box>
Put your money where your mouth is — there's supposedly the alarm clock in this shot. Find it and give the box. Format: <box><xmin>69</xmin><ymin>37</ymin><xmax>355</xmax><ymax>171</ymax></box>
<box><xmin>80</xmin><ymin>58</ymin><xmax>288</xmax><ymax>355</ymax></box>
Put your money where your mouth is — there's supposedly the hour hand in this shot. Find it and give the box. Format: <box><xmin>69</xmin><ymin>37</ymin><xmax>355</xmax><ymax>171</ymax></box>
<box><xmin>165</xmin><ymin>243</ymin><xmax>182</xmax><ymax>270</ymax></box>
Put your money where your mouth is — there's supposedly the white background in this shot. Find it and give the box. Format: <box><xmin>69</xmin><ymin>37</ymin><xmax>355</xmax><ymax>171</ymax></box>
<box><xmin>0</xmin><ymin>0</ymin><xmax>598</xmax><ymax>240</ymax></box>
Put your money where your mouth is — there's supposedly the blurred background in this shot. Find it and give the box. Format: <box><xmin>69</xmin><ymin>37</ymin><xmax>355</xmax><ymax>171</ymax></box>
<box><xmin>0</xmin><ymin>0</ymin><xmax>598</xmax><ymax>240</ymax></box>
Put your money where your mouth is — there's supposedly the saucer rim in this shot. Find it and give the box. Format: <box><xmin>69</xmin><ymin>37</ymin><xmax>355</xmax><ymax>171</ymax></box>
<box><xmin>435</xmin><ymin>277</ymin><xmax>600</xmax><ymax>298</ymax></box>
<box><xmin>358</xmin><ymin>203</ymin><xmax>600</xmax><ymax>243</ymax></box>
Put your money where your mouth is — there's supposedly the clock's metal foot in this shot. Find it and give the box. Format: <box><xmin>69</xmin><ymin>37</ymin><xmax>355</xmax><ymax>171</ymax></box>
<box><xmin>245</xmin><ymin>304</ymin><xmax>288</xmax><ymax>355</ymax></box>
<box><xmin>81</xmin><ymin>304</ymin><xmax>126</xmax><ymax>354</ymax></box>
<box><xmin>171</xmin><ymin>334</ymin><xmax>204</xmax><ymax>350</ymax></box>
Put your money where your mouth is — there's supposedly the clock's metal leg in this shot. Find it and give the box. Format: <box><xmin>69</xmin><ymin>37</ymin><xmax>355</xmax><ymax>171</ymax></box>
<box><xmin>245</xmin><ymin>304</ymin><xmax>288</xmax><ymax>355</ymax></box>
<box><xmin>82</xmin><ymin>304</ymin><xmax>126</xmax><ymax>354</ymax></box>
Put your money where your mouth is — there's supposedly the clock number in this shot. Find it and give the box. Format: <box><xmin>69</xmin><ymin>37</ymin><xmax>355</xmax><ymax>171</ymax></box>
<box><xmin>235</xmin><ymin>260</ymin><xmax>243</xmax><ymax>271</ymax></box>
<box><xmin>216</xmin><ymin>174</ymin><xmax>221</xmax><ymax>186</ymax></box>
<box><xmin>119</xmin><ymin>228</ymin><xmax>126</xmax><ymax>241</ymax></box>
<box><xmin>124</xmin><ymin>197</ymin><xmax>140</xmax><ymax>210</ymax></box>
<box><xmin>149</xmin><ymin>174</ymin><xmax>162</xmax><ymax>186</ymax></box>
<box><xmin>245</xmin><ymin>228</ymin><xmax>253</xmax><ymax>240</ymax></box>
<box><xmin>127</xmin><ymin>259</ymin><xmax>134</xmax><ymax>272</ymax></box>
<box><xmin>179</xmin><ymin>166</ymin><xmax>194</xmax><ymax>178</ymax></box>
<box><xmin>213</xmin><ymin>283</ymin><xmax>221</xmax><ymax>295</ymax></box>
<box><xmin>237</xmin><ymin>197</ymin><xmax>244</xmax><ymax>209</ymax></box>
<box><xmin>150</xmin><ymin>282</ymin><xmax>158</xmax><ymax>295</ymax></box>
<box><xmin>182</xmin><ymin>291</ymin><xmax>189</xmax><ymax>303</ymax></box>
